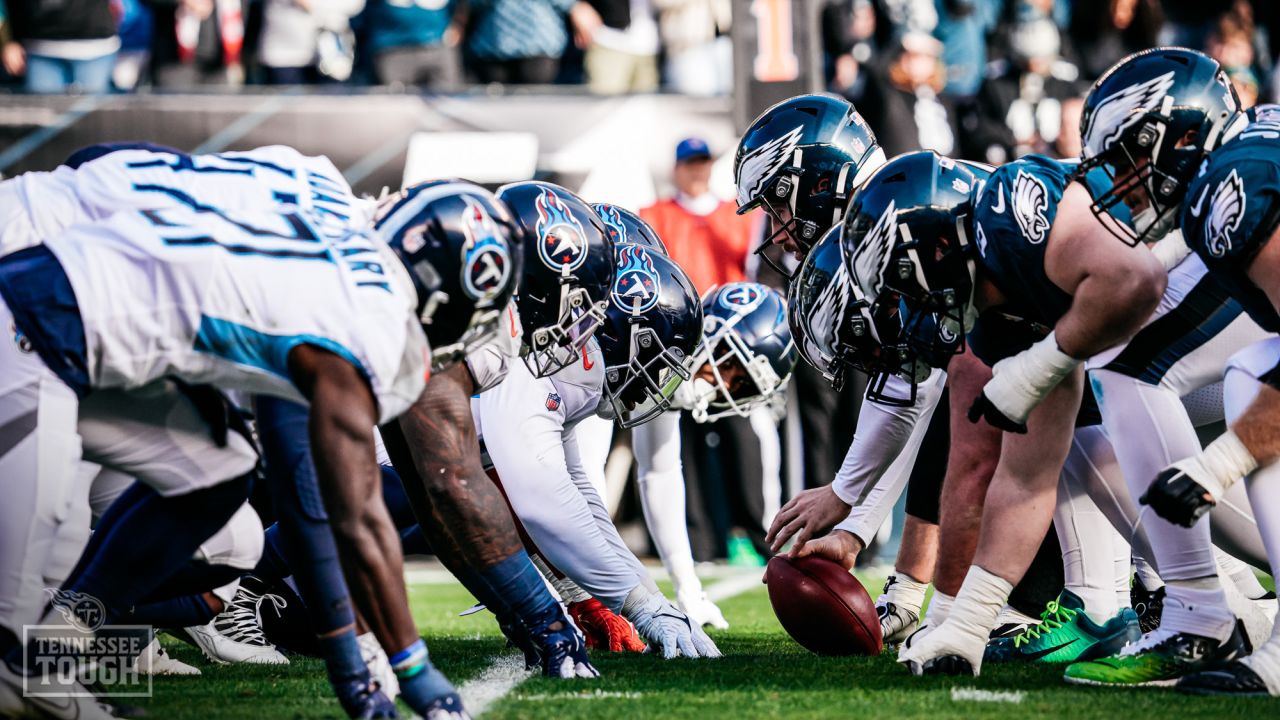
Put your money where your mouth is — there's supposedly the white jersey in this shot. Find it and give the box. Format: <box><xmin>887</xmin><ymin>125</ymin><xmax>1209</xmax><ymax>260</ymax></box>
<box><xmin>45</xmin><ymin>205</ymin><xmax>428</xmax><ymax>424</ymax></box>
<box><xmin>0</xmin><ymin>145</ymin><xmax>370</xmax><ymax>256</ymax></box>
<box><xmin>472</xmin><ymin>338</ymin><xmax>652</xmax><ymax>610</ymax></box>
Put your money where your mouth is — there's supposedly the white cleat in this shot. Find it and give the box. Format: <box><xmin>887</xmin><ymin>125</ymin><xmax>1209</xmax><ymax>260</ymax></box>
<box><xmin>897</xmin><ymin>619</ymin><xmax>988</xmax><ymax>677</ymax></box>
<box><xmin>184</xmin><ymin>581</ymin><xmax>289</xmax><ymax>665</ymax></box>
<box><xmin>0</xmin><ymin>658</ymin><xmax>117</xmax><ymax>720</ymax></box>
<box><xmin>358</xmin><ymin>632</ymin><xmax>399</xmax><ymax>700</ymax></box>
<box><xmin>134</xmin><ymin>638</ymin><xmax>201</xmax><ymax>676</ymax></box>
<box><xmin>878</xmin><ymin>600</ymin><xmax>920</xmax><ymax>645</ymax></box>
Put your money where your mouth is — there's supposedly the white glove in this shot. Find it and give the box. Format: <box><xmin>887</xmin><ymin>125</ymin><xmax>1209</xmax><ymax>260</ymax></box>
<box><xmin>677</xmin><ymin>589</ymin><xmax>729</xmax><ymax>630</ymax></box>
<box><xmin>968</xmin><ymin>331</ymin><xmax>1079</xmax><ymax>433</ymax></box>
<box><xmin>622</xmin><ymin>587</ymin><xmax>722</xmax><ymax>659</ymax></box>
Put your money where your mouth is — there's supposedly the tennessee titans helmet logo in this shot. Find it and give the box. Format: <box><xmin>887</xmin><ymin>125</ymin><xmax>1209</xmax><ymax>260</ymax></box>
<box><xmin>598</xmin><ymin>204</ymin><xmax>629</xmax><ymax>244</ymax></box>
<box><xmin>1205</xmin><ymin>168</ymin><xmax>1246</xmax><ymax>258</ymax></box>
<box><xmin>45</xmin><ymin>588</ymin><xmax>106</xmax><ymax>632</ymax></box>
<box><xmin>534</xmin><ymin>190</ymin><xmax>588</xmax><ymax>272</ymax></box>
<box><xmin>717</xmin><ymin>283</ymin><xmax>766</xmax><ymax>314</ymax></box>
<box><xmin>460</xmin><ymin>199</ymin><xmax>512</xmax><ymax>303</ymax></box>
<box><xmin>611</xmin><ymin>244</ymin><xmax>661</xmax><ymax>313</ymax></box>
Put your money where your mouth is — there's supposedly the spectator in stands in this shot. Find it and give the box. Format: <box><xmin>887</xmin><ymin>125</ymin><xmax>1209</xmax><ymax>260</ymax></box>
<box><xmin>967</xmin><ymin>16</ymin><xmax>1083</xmax><ymax>164</ymax></box>
<box><xmin>640</xmin><ymin>137</ymin><xmax>752</xmax><ymax>294</ymax></box>
<box><xmin>362</xmin><ymin>0</ymin><xmax>464</xmax><ymax>88</ymax></box>
<box><xmin>656</xmin><ymin>0</ymin><xmax>732</xmax><ymax>96</ymax></box>
<box><xmin>852</xmin><ymin>31</ymin><xmax>959</xmax><ymax>158</ymax></box>
<box><xmin>468</xmin><ymin>0</ymin><xmax>594</xmax><ymax>84</ymax></box>
<box><xmin>822</xmin><ymin>0</ymin><xmax>877</xmax><ymax>100</ymax></box>
<box><xmin>259</xmin><ymin>0</ymin><xmax>365</xmax><ymax>84</ymax></box>
<box><xmin>574</xmin><ymin>0</ymin><xmax>660</xmax><ymax>94</ymax></box>
<box><xmin>113</xmin><ymin>0</ymin><xmax>155</xmax><ymax>91</ymax></box>
<box><xmin>1069</xmin><ymin>0</ymin><xmax>1163</xmax><ymax>81</ymax></box>
<box><xmin>1051</xmin><ymin>95</ymin><xmax>1084</xmax><ymax>159</ymax></box>
<box><xmin>145</xmin><ymin>0</ymin><xmax>246</xmax><ymax>87</ymax></box>
<box><xmin>934</xmin><ymin>0</ymin><xmax>1002</xmax><ymax>100</ymax></box>
<box><xmin>3</xmin><ymin>0</ymin><xmax>119</xmax><ymax>93</ymax></box>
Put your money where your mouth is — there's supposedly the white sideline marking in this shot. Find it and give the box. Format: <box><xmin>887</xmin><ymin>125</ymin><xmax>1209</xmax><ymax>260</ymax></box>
<box><xmin>458</xmin><ymin>654</ymin><xmax>532</xmax><ymax>717</ymax></box>
<box><xmin>456</xmin><ymin>569</ymin><xmax>759</xmax><ymax>716</ymax></box>
<box><xmin>518</xmin><ymin>690</ymin><xmax>644</xmax><ymax>701</ymax></box>
<box><xmin>950</xmin><ymin>687</ymin><xmax>1025</xmax><ymax>704</ymax></box>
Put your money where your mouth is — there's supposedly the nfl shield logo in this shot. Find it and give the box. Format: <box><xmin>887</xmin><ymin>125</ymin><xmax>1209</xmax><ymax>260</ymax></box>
<box><xmin>545</xmin><ymin>393</ymin><xmax>561</xmax><ymax>411</ymax></box>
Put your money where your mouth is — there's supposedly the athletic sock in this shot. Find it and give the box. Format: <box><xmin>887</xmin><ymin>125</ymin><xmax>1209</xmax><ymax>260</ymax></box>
<box><xmin>391</xmin><ymin>639</ymin><xmax>457</xmax><ymax>714</ymax></box>
<box><xmin>484</xmin><ymin>550</ymin><xmax>564</xmax><ymax>630</ymax></box>
<box><xmin>926</xmin><ymin>591</ymin><xmax>955</xmax><ymax>626</ymax></box>
<box><xmin>1134</xmin><ymin>556</ymin><xmax>1164</xmax><ymax>592</ymax></box>
<box><xmin>319</xmin><ymin>629</ymin><xmax>368</xmax><ymax>684</ymax></box>
<box><xmin>1242</xmin><ymin>627</ymin><xmax>1280</xmax><ymax>695</ymax></box>
<box><xmin>129</xmin><ymin>593</ymin><xmax>217</xmax><ymax>629</ymax></box>
<box><xmin>1114</xmin><ymin>546</ymin><xmax>1133</xmax><ymax>611</ymax></box>
<box><xmin>1216</xmin><ymin>549</ymin><xmax>1269</xmax><ymax>600</ymax></box>
<box><xmin>948</xmin><ymin>566</ymin><xmax>1014</xmax><ymax>641</ymax></box>
<box><xmin>1162</xmin><ymin>583</ymin><xmax>1235</xmax><ymax>643</ymax></box>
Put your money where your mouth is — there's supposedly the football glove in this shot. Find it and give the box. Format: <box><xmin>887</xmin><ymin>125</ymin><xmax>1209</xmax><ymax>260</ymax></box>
<box><xmin>1141</xmin><ymin>431</ymin><xmax>1258</xmax><ymax>528</ymax></box>
<box><xmin>621</xmin><ymin>587</ymin><xmax>722</xmax><ymax>659</ymax></box>
<box><xmin>968</xmin><ymin>331</ymin><xmax>1079</xmax><ymax>433</ymax></box>
<box><xmin>676</xmin><ymin>590</ymin><xmax>729</xmax><ymax>631</ymax></box>
<box><xmin>568</xmin><ymin>598</ymin><xmax>647</xmax><ymax>653</ymax></box>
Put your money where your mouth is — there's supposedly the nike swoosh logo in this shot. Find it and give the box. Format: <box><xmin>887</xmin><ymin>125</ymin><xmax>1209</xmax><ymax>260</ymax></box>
<box><xmin>1022</xmin><ymin>638</ymin><xmax>1077</xmax><ymax>661</ymax></box>
<box><xmin>1190</xmin><ymin>185</ymin><xmax>1209</xmax><ymax>217</ymax></box>
<box><xmin>581</xmin><ymin>348</ymin><xmax>594</xmax><ymax>370</ymax></box>
<box><xmin>991</xmin><ymin>184</ymin><xmax>1006</xmax><ymax>214</ymax></box>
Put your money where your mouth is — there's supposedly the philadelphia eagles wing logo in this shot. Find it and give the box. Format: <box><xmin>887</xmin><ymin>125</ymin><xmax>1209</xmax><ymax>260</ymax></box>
<box><xmin>1082</xmin><ymin>70</ymin><xmax>1176</xmax><ymax>158</ymax></box>
<box><xmin>1205</xmin><ymin>168</ymin><xmax>1246</xmax><ymax>258</ymax></box>
<box><xmin>736</xmin><ymin>125</ymin><xmax>804</xmax><ymax>207</ymax></box>
<box><xmin>1012</xmin><ymin>170</ymin><xmax>1050</xmax><ymax>244</ymax></box>
<box><xmin>847</xmin><ymin>199</ymin><xmax>898</xmax><ymax>298</ymax></box>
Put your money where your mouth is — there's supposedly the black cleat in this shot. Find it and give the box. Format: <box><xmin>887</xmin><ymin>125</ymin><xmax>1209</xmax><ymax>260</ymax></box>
<box><xmin>1178</xmin><ymin>660</ymin><xmax>1273</xmax><ymax>697</ymax></box>
<box><xmin>920</xmin><ymin>655</ymin><xmax>976</xmax><ymax>676</ymax></box>
<box><xmin>1131</xmin><ymin>580</ymin><xmax>1166</xmax><ymax>635</ymax></box>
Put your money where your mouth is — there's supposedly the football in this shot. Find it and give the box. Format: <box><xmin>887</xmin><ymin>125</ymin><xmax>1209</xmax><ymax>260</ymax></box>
<box><xmin>765</xmin><ymin>554</ymin><xmax>883</xmax><ymax>656</ymax></box>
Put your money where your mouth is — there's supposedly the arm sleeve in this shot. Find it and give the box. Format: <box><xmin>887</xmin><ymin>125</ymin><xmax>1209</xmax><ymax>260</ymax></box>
<box><xmin>829</xmin><ymin>369</ymin><xmax>946</xmax><ymax>542</ymax></box>
<box><xmin>477</xmin><ymin>380</ymin><xmax>646</xmax><ymax>612</ymax></box>
<box><xmin>631</xmin><ymin>410</ymin><xmax>701</xmax><ymax>596</ymax></box>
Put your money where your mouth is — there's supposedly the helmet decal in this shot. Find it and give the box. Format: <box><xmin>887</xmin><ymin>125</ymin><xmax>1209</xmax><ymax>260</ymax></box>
<box><xmin>1204</xmin><ymin>168</ymin><xmax>1246</xmax><ymax>258</ymax></box>
<box><xmin>1012</xmin><ymin>170</ymin><xmax>1051</xmax><ymax>244</ymax></box>
<box><xmin>534</xmin><ymin>189</ymin><xmax>589</xmax><ymax>272</ymax></box>
<box><xmin>809</xmin><ymin>257</ymin><xmax>852</xmax><ymax>354</ymax></box>
<box><xmin>848</xmin><ymin>199</ymin><xmax>897</xmax><ymax>297</ymax></box>
<box><xmin>611</xmin><ymin>244</ymin><xmax>661</xmax><ymax>313</ymax></box>
<box><xmin>597</xmin><ymin>204</ymin><xmax>629</xmax><ymax>244</ymax></box>
<box><xmin>459</xmin><ymin>198</ymin><xmax>512</xmax><ymax>303</ymax></box>
<box><xmin>717</xmin><ymin>283</ymin><xmax>766</xmax><ymax>314</ymax></box>
<box><xmin>736</xmin><ymin>125</ymin><xmax>804</xmax><ymax>206</ymax></box>
<box><xmin>1082</xmin><ymin>70</ymin><xmax>1176</xmax><ymax>158</ymax></box>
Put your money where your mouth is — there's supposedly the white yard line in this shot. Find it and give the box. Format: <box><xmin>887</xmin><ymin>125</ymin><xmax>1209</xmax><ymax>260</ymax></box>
<box><xmin>456</xmin><ymin>568</ymin><xmax>762</xmax><ymax>716</ymax></box>
<box><xmin>950</xmin><ymin>687</ymin><xmax>1025</xmax><ymax>704</ymax></box>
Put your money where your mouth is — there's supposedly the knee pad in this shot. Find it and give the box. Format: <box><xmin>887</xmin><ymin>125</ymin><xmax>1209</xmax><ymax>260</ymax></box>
<box><xmin>196</xmin><ymin>503</ymin><xmax>265</xmax><ymax>571</ymax></box>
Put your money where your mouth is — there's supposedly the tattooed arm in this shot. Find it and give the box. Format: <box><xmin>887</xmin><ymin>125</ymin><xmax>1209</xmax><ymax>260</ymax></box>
<box><xmin>381</xmin><ymin>362</ymin><xmax>524</xmax><ymax>570</ymax></box>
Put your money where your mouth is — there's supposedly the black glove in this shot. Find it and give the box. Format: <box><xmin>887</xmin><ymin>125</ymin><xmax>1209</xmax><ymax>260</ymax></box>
<box><xmin>1140</xmin><ymin>467</ymin><xmax>1216</xmax><ymax>528</ymax></box>
<box><xmin>966</xmin><ymin>392</ymin><xmax>1028</xmax><ymax>433</ymax></box>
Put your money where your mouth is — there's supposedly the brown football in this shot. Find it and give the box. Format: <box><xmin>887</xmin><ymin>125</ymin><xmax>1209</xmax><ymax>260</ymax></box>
<box><xmin>765</xmin><ymin>554</ymin><xmax>884</xmax><ymax>656</ymax></box>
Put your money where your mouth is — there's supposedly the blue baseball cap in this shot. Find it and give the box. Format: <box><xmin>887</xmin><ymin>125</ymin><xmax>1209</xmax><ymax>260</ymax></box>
<box><xmin>676</xmin><ymin>137</ymin><xmax>712</xmax><ymax>163</ymax></box>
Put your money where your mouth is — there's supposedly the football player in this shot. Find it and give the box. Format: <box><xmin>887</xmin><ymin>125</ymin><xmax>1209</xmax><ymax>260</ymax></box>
<box><xmin>473</xmin><ymin>182</ymin><xmax>720</xmax><ymax>659</ymax></box>
<box><xmin>1144</xmin><ymin>102</ymin><xmax>1280</xmax><ymax>696</ymax></box>
<box><xmin>0</xmin><ymin>200</ymin><xmax>436</xmax><ymax>718</ymax></box>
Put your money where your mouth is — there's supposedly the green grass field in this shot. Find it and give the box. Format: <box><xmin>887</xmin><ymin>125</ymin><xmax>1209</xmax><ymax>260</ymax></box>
<box><xmin>123</xmin><ymin>569</ymin><xmax>1278</xmax><ymax>719</ymax></box>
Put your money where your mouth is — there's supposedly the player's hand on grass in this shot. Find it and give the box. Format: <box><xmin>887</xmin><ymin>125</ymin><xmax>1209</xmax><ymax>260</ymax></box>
<box><xmin>788</xmin><ymin>530</ymin><xmax>862</xmax><ymax>571</ymax></box>
<box><xmin>623</xmin><ymin>588</ymin><xmax>722</xmax><ymax>659</ymax></box>
<box><xmin>766</xmin><ymin>485</ymin><xmax>851</xmax><ymax>553</ymax></box>
<box><xmin>568</xmin><ymin>598</ymin><xmax>647</xmax><ymax>653</ymax></box>
<box><xmin>676</xmin><ymin>590</ymin><xmax>729</xmax><ymax>631</ymax></box>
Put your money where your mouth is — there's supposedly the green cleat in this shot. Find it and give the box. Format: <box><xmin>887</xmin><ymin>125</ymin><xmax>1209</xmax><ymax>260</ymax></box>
<box><xmin>984</xmin><ymin>589</ymin><xmax>1140</xmax><ymax>664</ymax></box>
<box><xmin>1063</xmin><ymin>620</ymin><xmax>1251</xmax><ymax>687</ymax></box>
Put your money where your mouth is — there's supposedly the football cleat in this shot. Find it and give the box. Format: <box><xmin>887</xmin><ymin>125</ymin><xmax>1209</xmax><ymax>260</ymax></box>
<box><xmin>1064</xmin><ymin>620</ymin><xmax>1251</xmax><ymax>687</ymax></box>
<box><xmin>568</xmin><ymin>598</ymin><xmax>647</xmax><ymax>652</ymax></box>
<box><xmin>358</xmin><ymin>632</ymin><xmax>400</xmax><ymax>700</ymax></box>
<box><xmin>183</xmin><ymin>576</ymin><xmax>289</xmax><ymax>665</ymax></box>
<box><xmin>423</xmin><ymin>692</ymin><xmax>471</xmax><ymax>720</ymax></box>
<box><xmin>898</xmin><ymin>619</ymin><xmax>988</xmax><ymax>677</ymax></box>
<box><xmin>0</xmin><ymin>657</ymin><xmax>118</xmax><ymax>720</ymax></box>
<box><xmin>989</xmin><ymin>605</ymin><xmax>1038</xmax><ymax>641</ymax></box>
<box><xmin>876</xmin><ymin>576</ymin><xmax>923</xmax><ymax>645</ymax></box>
<box><xmin>1131</xmin><ymin>579</ymin><xmax>1166</xmax><ymax>634</ymax></box>
<box><xmin>331</xmin><ymin>672</ymin><xmax>400</xmax><ymax>719</ymax></box>
<box><xmin>528</xmin><ymin>616</ymin><xmax>600</xmax><ymax>679</ymax></box>
<box><xmin>1177</xmin><ymin>660</ymin><xmax>1274</xmax><ymax>697</ymax></box>
<box><xmin>983</xmin><ymin>589</ymin><xmax>1140</xmax><ymax>664</ymax></box>
<box><xmin>498</xmin><ymin>618</ymin><xmax>542</xmax><ymax>671</ymax></box>
<box><xmin>133</xmin><ymin>637</ymin><xmax>201</xmax><ymax>676</ymax></box>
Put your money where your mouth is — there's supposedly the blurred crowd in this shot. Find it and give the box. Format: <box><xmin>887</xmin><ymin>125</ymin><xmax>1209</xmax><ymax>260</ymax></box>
<box><xmin>4</xmin><ymin>0</ymin><xmax>1274</xmax><ymax>115</ymax></box>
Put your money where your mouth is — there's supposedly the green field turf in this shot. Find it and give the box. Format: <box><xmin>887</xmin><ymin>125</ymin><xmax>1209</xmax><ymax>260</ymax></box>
<box><xmin>121</xmin><ymin>570</ymin><xmax>1278</xmax><ymax>719</ymax></box>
